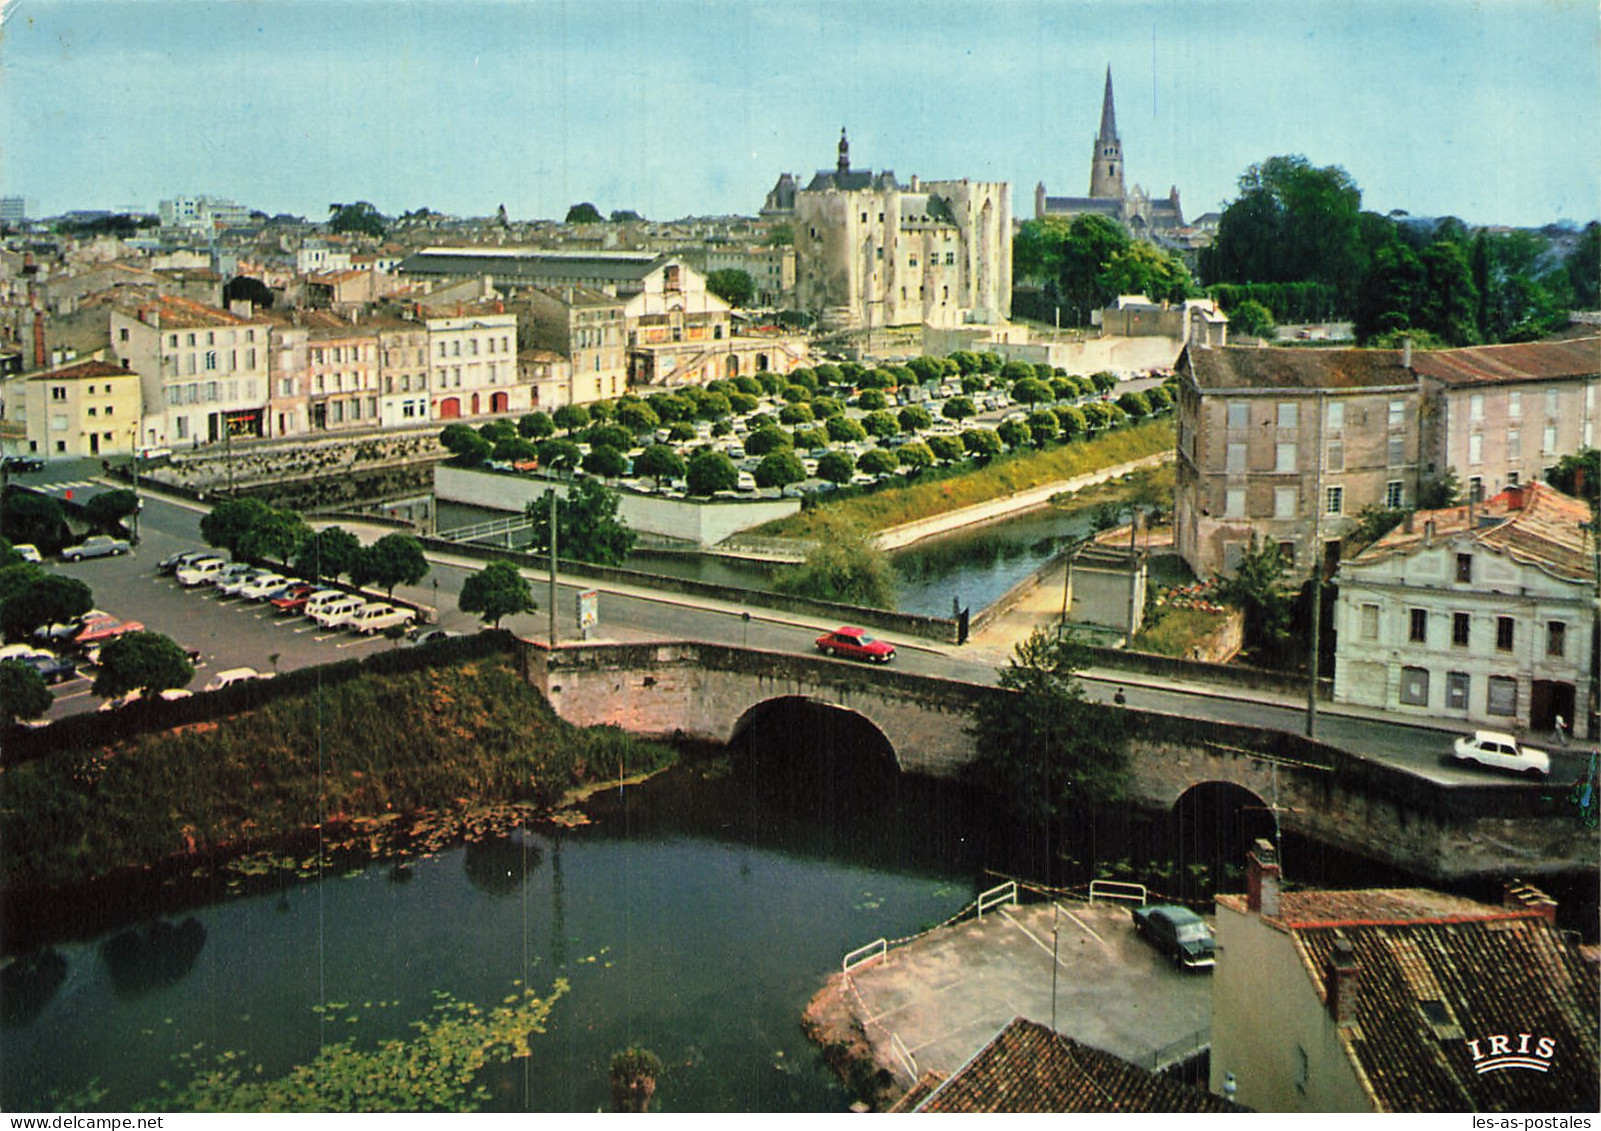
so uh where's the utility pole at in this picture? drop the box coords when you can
[547,488,558,648]
[1307,392,1325,738]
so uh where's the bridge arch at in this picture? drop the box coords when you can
[1169,781,1279,890]
[729,695,901,772]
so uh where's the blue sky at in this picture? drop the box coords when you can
[2,0,1597,227]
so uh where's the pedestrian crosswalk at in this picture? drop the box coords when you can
[30,479,100,495]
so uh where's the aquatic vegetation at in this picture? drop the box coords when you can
[144,980,568,1113]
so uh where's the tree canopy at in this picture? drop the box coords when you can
[459,559,536,628]
[353,533,429,596]
[774,519,896,609]
[705,268,756,307]
[565,203,603,224]
[328,201,387,239]
[92,631,195,699]
[294,526,362,582]
[0,660,51,723]
[527,479,636,566]
[685,450,738,496]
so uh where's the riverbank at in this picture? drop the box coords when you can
[0,654,676,924]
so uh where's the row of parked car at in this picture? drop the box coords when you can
[161,550,419,635]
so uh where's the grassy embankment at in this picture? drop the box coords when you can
[0,654,675,892]
[757,417,1174,539]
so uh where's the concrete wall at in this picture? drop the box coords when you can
[434,465,801,546]
[922,326,1181,377]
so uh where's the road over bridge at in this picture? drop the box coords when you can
[529,640,1595,882]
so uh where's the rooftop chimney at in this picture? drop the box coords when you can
[1326,934,1361,1027]
[1502,880,1558,924]
[1246,838,1281,917]
[1402,336,1412,368]
[1423,519,1435,546]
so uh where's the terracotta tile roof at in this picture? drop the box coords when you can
[1352,482,1595,583]
[909,1018,1239,1113]
[1411,338,1600,386]
[1181,345,1417,391]
[121,293,266,329]
[27,359,130,382]
[1293,919,1598,1112]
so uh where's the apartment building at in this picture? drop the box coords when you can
[511,286,627,406]
[425,303,520,420]
[110,295,272,448]
[1174,344,1421,578]
[5,355,141,459]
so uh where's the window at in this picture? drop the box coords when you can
[1224,488,1246,518]
[1487,676,1517,717]
[1294,1045,1309,1094]
[1470,393,1484,421]
[1543,424,1556,452]
[1507,428,1521,460]
[1453,612,1470,646]
[1388,400,1405,428]
[1446,671,1469,710]
[1547,621,1566,658]
[1327,401,1345,429]
[1275,442,1297,472]
[1469,433,1483,464]
[1546,388,1558,417]
[1327,441,1344,472]
[1386,480,1404,508]
[50,386,66,401]
[1469,475,1483,502]
[1508,391,1521,418]
[1400,666,1429,706]
[1325,485,1343,515]
[1507,470,1520,486]
[1409,608,1428,643]
[1227,402,1249,430]
[1226,442,1247,473]
[176,417,188,440]
[86,407,96,418]
[1277,402,1298,429]
[1361,604,1379,640]
[1496,616,1514,651]
[1388,436,1405,466]
[1274,487,1298,518]
[186,333,196,347]
[1456,553,1473,582]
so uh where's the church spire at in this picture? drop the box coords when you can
[1088,65,1125,200]
[837,126,851,176]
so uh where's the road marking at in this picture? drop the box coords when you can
[1059,907,1108,947]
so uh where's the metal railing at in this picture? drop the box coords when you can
[1088,880,1148,906]
[889,1033,919,1083]
[976,880,1018,919]
[1139,1026,1211,1071]
[842,938,888,974]
[436,515,534,545]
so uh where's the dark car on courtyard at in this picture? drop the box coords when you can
[1131,904,1216,970]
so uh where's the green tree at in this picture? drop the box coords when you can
[199,497,272,557]
[440,423,492,466]
[1055,405,1088,438]
[965,628,1132,821]
[92,631,195,699]
[0,574,92,638]
[294,526,362,582]
[1012,216,1074,285]
[615,401,660,435]
[962,429,1003,459]
[704,268,755,307]
[552,404,591,434]
[825,415,867,444]
[84,489,138,532]
[527,479,635,565]
[238,508,312,564]
[1566,222,1600,310]
[754,450,806,488]
[585,424,632,452]
[492,436,539,464]
[774,519,896,608]
[778,402,814,425]
[861,411,900,439]
[1116,391,1151,418]
[0,659,51,723]
[856,389,888,412]
[942,396,976,423]
[459,559,536,628]
[905,356,944,384]
[1057,214,1132,324]
[1026,410,1060,444]
[327,201,386,238]
[1099,241,1193,304]
[1228,299,1276,340]
[0,492,69,554]
[686,450,738,496]
[1549,448,1600,509]
[632,444,685,487]
[1218,537,1295,665]
[1350,504,1410,552]
[816,450,856,483]
[857,448,899,476]
[582,445,628,478]
[996,419,1032,450]
[565,202,603,224]
[811,395,845,419]
[537,439,583,472]
[926,435,965,463]
[518,412,555,440]
[744,426,792,457]
[897,441,934,472]
[353,533,429,597]
[1418,468,1462,509]
[898,405,933,432]
[1011,378,1051,406]
[1090,372,1118,394]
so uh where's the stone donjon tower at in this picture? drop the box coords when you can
[1088,66,1124,200]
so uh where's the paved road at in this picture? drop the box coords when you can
[22,485,1598,792]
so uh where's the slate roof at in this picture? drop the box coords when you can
[1351,481,1595,583]
[1181,344,1417,392]
[1218,889,1600,1113]
[27,359,129,382]
[904,1018,1239,1113]
[398,248,664,285]
[1042,196,1124,216]
[1410,338,1600,386]
[803,169,899,193]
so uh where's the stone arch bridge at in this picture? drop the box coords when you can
[526,641,1592,881]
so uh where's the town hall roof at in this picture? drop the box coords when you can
[1181,345,1417,392]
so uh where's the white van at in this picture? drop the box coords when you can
[347,603,418,635]
[312,596,366,629]
[176,557,226,587]
[302,590,350,619]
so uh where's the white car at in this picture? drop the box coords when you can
[204,666,272,692]
[176,558,227,587]
[12,543,41,563]
[236,573,291,601]
[346,603,417,635]
[312,596,367,629]
[1448,730,1551,779]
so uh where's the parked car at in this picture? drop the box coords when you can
[12,543,42,563]
[410,628,459,646]
[271,584,328,614]
[238,573,294,601]
[210,562,259,591]
[347,603,417,635]
[1447,730,1550,779]
[302,589,352,619]
[18,650,78,684]
[62,535,130,562]
[815,627,896,663]
[311,596,367,629]
[1,455,44,473]
[73,617,145,648]
[33,609,112,643]
[1131,905,1216,969]
[158,549,213,574]
[176,557,227,587]
[203,666,273,692]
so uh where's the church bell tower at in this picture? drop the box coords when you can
[1088,67,1125,200]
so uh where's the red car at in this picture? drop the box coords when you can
[815,627,896,663]
[270,584,325,613]
[73,618,145,647]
